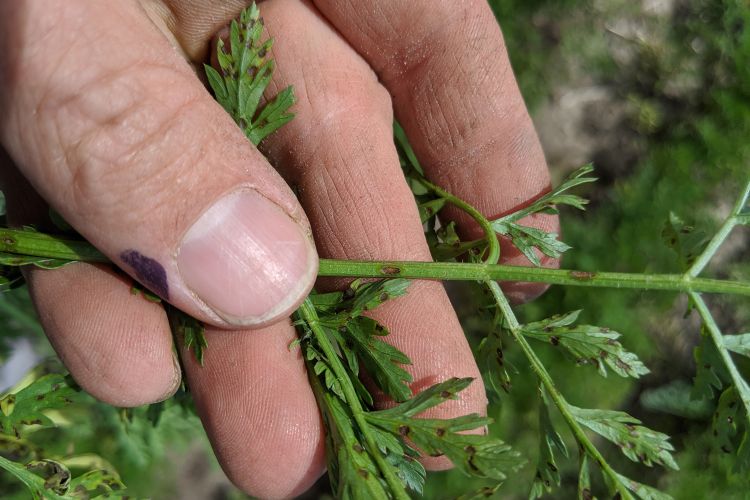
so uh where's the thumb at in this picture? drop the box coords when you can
[0,0,318,328]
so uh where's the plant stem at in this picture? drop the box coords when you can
[297,299,409,500]
[687,180,750,278]
[3,229,748,297]
[318,260,750,296]
[689,292,750,428]
[0,229,108,263]
[486,280,634,500]
[415,177,501,265]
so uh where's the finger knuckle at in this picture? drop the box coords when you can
[311,75,392,136]
[42,62,203,220]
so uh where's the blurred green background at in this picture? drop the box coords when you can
[1,0,749,498]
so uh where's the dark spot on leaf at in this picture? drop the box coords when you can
[35,395,45,401]
[581,488,593,500]
[353,444,364,453]
[430,451,444,457]
[721,445,732,454]
[380,265,401,275]
[613,493,622,500]
[464,445,476,456]
[482,487,494,496]
[727,416,734,424]
[729,401,737,409]
[436,428,446,437]
[120,250,169,299]
[379,293,389,302]
[550,336,560,346]
[440,390,452,398]
[547,461,557,472]
[357,469,369,478]
[2,237,15,246]
[467,456,479,472]
[399,425,410,436]
[570,271,596,281]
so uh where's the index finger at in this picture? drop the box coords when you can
[312,0,558,302]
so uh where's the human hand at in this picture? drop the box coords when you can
[0,0,557,497]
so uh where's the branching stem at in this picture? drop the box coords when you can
[487,280,634,500]
[3,229,749,297]
[318,259,750,296]
[414,177,501,265]
[684,179,750,426]
[297,299,409,500]
[690,292,750,428]
[687,180,750,277]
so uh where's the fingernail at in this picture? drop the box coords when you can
[177,190,317,326]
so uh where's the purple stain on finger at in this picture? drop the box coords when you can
[120,250,169,299]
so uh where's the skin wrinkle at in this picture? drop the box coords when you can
[327,135,392,257]
[35,53,201,220]
[65,100,205,228]
[305,171,350,257]
[313,164,371,258]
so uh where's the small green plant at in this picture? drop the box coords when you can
[1,3,749,498]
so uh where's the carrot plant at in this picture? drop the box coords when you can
[1,3,749,498]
